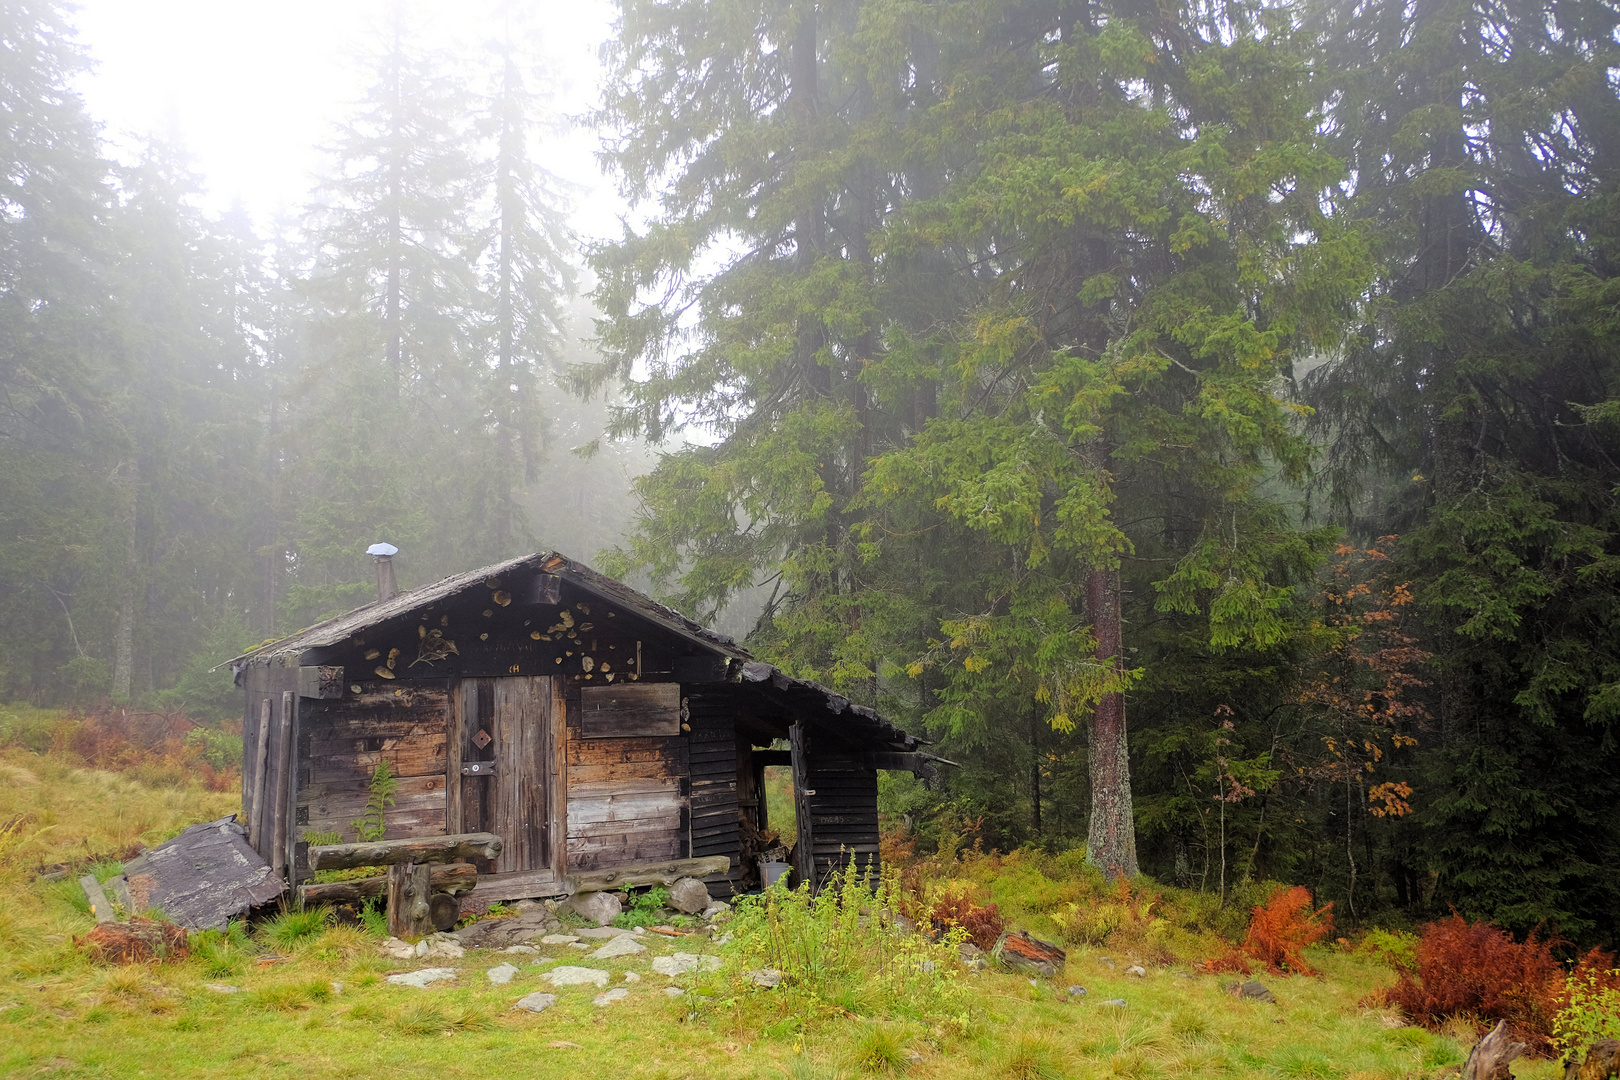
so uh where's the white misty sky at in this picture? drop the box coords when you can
[70,0,626,241]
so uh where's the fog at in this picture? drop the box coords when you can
[72,0,624,237]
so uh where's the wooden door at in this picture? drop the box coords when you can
[448,676,565,876]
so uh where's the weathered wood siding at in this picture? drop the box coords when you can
[802,739,881,891]
[579,682,680,738]
[241,660,299,873]
[564,680,687,871]
[686,692,742,898]
[294,685,451,875]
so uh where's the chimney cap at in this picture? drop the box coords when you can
[367,542,399,557]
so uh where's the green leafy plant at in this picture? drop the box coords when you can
[350,760,397,843]
[358,896,388,937]
[302,830,341,846]
[1554,963,1620,1063]
[722,856,965,1023]
[610,886,670,928]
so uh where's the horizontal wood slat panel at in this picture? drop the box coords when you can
[568,736,687,766]
[309,741,447,783]
[568,793,681,829]
[304,806,447,839]
[579,683,680,738]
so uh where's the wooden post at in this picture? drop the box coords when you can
[271,692,294,879]
[249,697,271,849]
[386,861,432,938]
[789,722,816,891]
[282,690,297,881]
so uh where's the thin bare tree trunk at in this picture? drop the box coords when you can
[112,456,138,700]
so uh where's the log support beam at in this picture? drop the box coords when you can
[308,832,502,871]
[386,862,433,939]
[565,856,730,896]
[297,863,477,906]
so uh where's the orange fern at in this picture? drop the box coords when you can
[1205,886,1334,976]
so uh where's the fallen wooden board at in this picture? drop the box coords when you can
[80,875,115,924]
[108,875,134,916]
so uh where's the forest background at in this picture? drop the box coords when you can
[1,0,1616,952]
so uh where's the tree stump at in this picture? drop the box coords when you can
[1462,1021,1527,1080]
[1567,1040,1620,1080]
[386,862,432,939]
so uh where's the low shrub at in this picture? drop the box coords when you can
[1555,958,1620,1063]
[1204,885,1333,976]
[611,885,671,929]
[3,703,242,792]
[1364,914,1620,1055]
[927,889,1005,951]
[722,858,967,1024]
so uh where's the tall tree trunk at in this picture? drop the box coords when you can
[112,456,138,700]
[1029,707,1042,834]
[1085,564,1138,878]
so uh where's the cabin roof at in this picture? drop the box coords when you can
[230,551,923,751]
[230,552,745,666]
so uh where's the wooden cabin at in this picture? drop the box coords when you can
[230,551,933,904]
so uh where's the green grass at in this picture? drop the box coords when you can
[0,743,1572,1080]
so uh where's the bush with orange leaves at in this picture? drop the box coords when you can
[927,889,1006,951]
[1366,914,1620,1056]
[1204,885,1334,976]
[44,703,241,792]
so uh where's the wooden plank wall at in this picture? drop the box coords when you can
[241,661,299,869]
[802,738,882,891]
[564,681,687,871]
[294,685,451,873]
[686,693,742,898]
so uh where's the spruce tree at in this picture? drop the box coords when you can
[291,2,485,616]
[470,8,576,555]
[1306,0,1620,941]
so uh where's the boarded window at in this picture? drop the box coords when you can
[578,682,681,739]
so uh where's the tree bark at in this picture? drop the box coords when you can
[112,456,138,700]
[386,861,433,939]
[1086,564,1138,879]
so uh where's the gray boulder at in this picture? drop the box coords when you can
[668,877,711,915]
[456,908,552,948]
[513,992,556,1013]
[1234,980,1278,1003]
[565,890,623,927]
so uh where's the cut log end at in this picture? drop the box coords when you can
[428,892,461,932]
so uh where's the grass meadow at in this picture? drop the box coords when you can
[0,727,1548,1080]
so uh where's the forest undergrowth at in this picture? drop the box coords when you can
[4,731,1604,1080]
